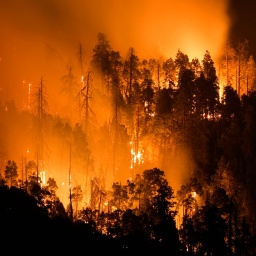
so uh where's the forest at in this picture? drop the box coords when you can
[0,32,256,255]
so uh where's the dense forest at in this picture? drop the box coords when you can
[1,33,256,255]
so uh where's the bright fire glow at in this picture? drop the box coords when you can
[40,171,46,185]
[22,81,32,111]
[130,141,144,170]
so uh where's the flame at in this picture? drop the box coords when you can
[130,141,144,174]
[22,81,32,111]
[40,171,46,185]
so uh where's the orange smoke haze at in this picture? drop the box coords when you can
[0,0,230,109]
[0,0,231,206]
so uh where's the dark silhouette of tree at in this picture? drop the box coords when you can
[72,184,83,220]
[0,173,6,186]
[173,67,195,148]
[201,50,220,116]
[199,205,228,255]
[240,93,256,218]
[107,50,127,181]
[175,49,190,72]
[139,168,177,240]
[120,209,152,253]
[120,168,179,254]
[60,65,79,123]
[4,160,18,187]
[155,87,173,116]
[32,76,49,182]
[220,116,243,177]
[79,71,94,135]
[221,86,241,122]
[78,207,97,228]
[183,52,221,178]
[90,177,101,210]
[141,84,154,120]
[147,87,174,170]
[0,186,50,252]
[122,47,141,104]
[43,177,67,219]
[26,172,43,203]
[162,57,177,88]
[111,182,129,211]
[91,32,112,93]
[24,160,37,189]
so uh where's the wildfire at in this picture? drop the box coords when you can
[22,80,32,111]
[130,141,144,172]
[40,170,46,185]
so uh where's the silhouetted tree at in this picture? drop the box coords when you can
[32,76,49,181]
[72,184,83,220]
[60,65,79,123]
[4,160,18,187]
[43,177,67,219]
[221,86,241,122]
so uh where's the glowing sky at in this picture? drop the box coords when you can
[0,0,232,111]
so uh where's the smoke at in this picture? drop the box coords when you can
[98,0,231,61]
[0,0,230,109]
[67,0,230,60]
